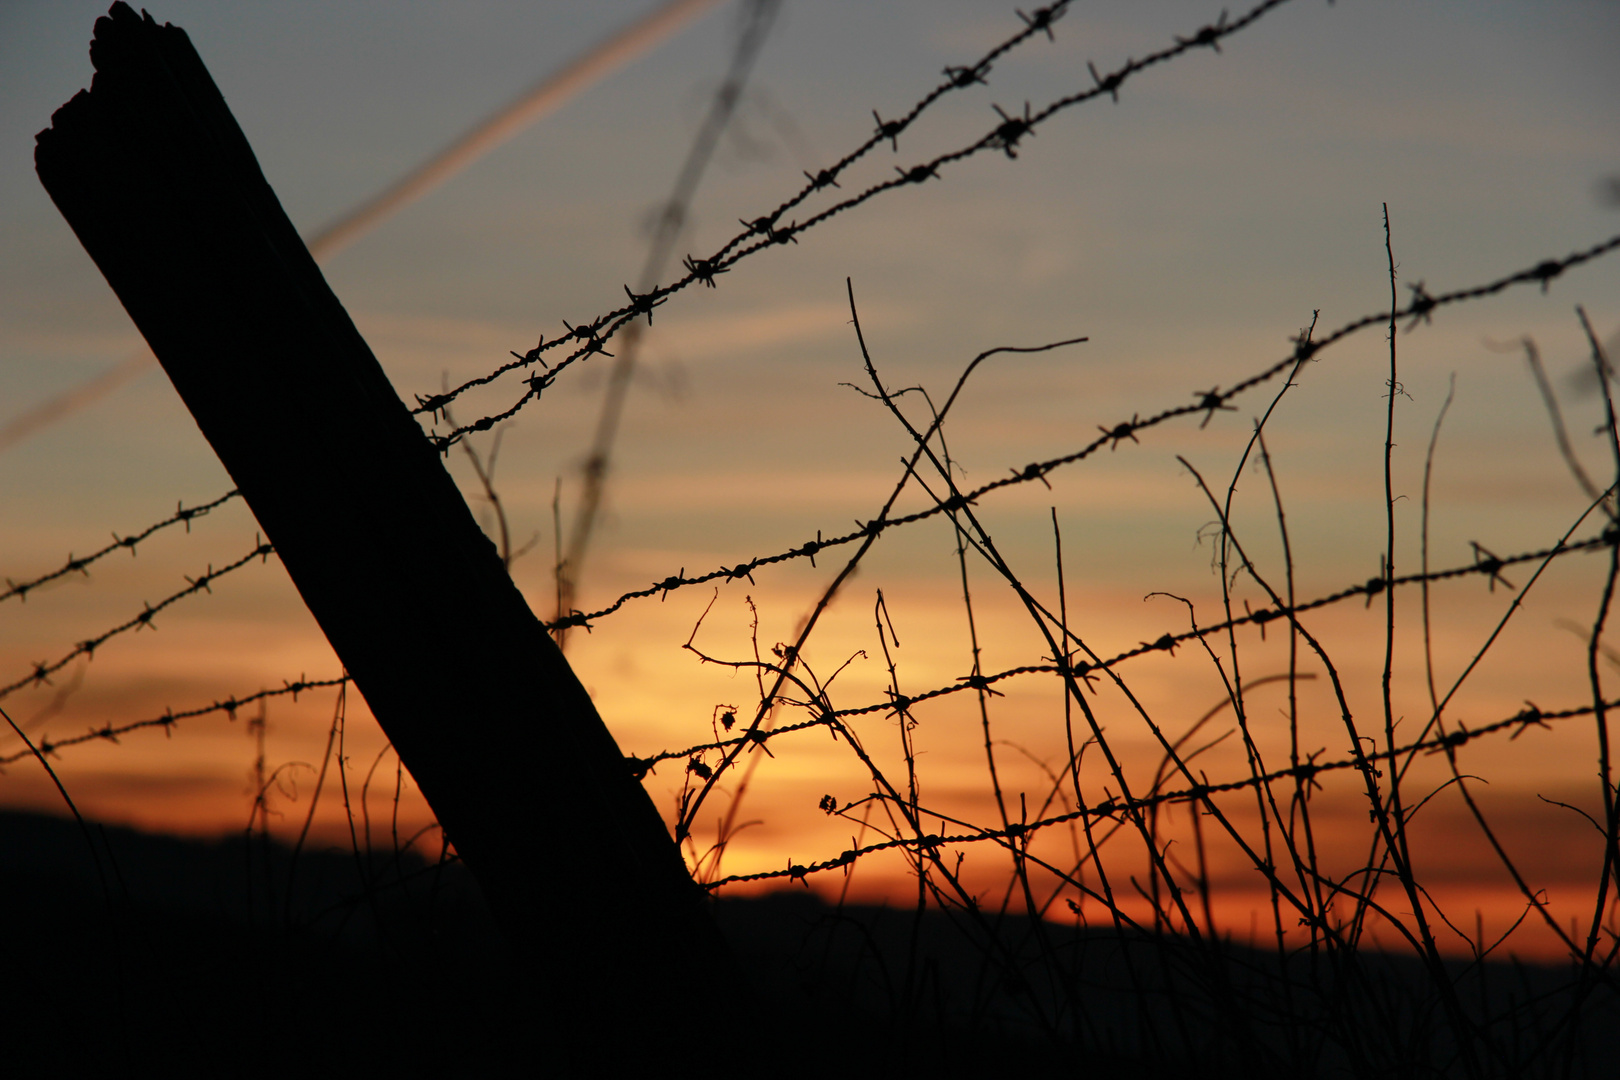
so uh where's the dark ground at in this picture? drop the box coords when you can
[2,809,1615,1078]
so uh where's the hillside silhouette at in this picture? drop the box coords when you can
[6,809,1618,1077]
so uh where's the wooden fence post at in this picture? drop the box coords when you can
[36,3,730,1054]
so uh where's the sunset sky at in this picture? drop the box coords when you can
[2,0,1618,958]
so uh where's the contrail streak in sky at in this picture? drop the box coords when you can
[0,0,725,454]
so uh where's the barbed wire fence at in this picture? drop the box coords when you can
[2,234,1611,733]
[5,1,1620,1073]
[0,0,1292,711]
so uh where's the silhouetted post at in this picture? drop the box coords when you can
[36,3,728,1055]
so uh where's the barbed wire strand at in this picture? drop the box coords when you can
[0,490,240,606]
[418,0,1296,444]
[703,695,1609,889]
[413,0,1082,424]
[0,538,276,703]
[0,674,347,768]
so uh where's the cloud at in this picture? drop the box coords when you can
[649,299,908,362]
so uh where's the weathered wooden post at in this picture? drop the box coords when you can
[36,3,729,1058]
